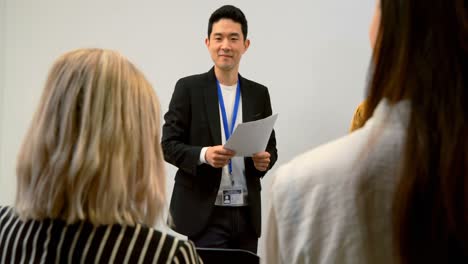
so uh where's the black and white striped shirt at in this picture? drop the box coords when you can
[0,206,202,263]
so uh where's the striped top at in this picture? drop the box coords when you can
[0,206,202,264]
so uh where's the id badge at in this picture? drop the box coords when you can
[222,189,244,205]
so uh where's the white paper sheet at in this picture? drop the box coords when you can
[224,114,278,157]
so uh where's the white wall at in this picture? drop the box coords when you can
[0,0,6,204]
[0,0,374,255]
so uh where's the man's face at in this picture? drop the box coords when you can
[206,19,250,73]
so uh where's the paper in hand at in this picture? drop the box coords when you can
[224,114,278,157]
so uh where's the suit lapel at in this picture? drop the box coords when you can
[204,68,222,145]
[240,75,255,122]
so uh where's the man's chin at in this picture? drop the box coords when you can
[216,64,235,71]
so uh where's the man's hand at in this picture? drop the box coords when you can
[205,145,235,168]
[252,151,271,171]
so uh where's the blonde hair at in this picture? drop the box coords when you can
[15,48,166,227]
[349,100,368,132]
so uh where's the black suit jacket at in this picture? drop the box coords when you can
[162,68,277,238]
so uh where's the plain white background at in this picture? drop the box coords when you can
[0,0,374,255]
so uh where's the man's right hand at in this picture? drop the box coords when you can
[205,145,235,168]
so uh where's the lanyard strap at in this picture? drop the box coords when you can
[217,79,241,175]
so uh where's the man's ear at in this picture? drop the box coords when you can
[244,39,251,51]
[205,37,210,48]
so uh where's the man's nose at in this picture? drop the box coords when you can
[220,39,231,50]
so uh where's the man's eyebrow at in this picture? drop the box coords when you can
[212,32,241,36]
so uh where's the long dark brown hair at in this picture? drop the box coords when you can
[363,0,467,262]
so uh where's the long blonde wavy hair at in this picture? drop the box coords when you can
[15,48,166,227]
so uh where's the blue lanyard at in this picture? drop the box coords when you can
[217,79,241,175]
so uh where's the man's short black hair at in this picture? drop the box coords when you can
[208,5,248,40]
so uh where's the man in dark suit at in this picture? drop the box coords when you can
[162,5,277,254]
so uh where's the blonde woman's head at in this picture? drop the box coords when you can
[15,48,166,227]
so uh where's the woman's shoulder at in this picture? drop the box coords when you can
[273,128,372,192]
[139,225,201,263]
[273,100,407,196]
[0,207,201,264]
[0,205,16,222]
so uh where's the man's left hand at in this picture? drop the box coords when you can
[252,151,271,172]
